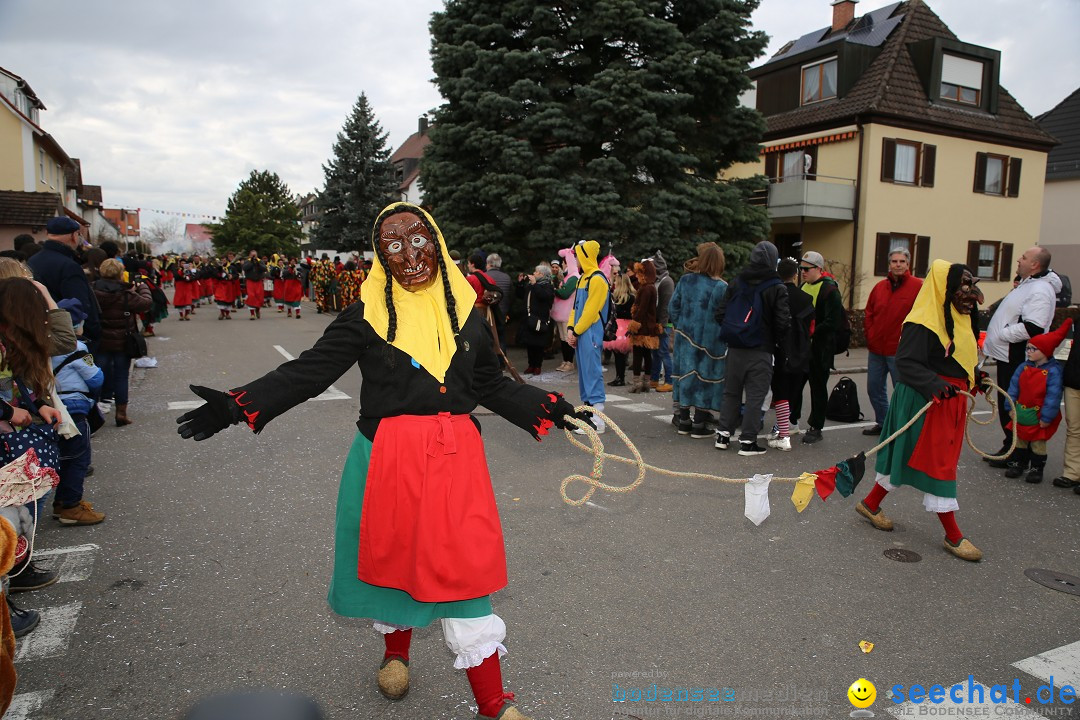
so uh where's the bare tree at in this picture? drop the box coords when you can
[144,218,182,252]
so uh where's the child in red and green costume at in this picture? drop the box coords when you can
[1003,318,1071,483]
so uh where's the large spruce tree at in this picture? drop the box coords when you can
[422,0,770,268]
[315,93,397,252]
[208,170,302,257]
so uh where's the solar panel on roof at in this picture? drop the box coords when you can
[847,14,904,47]
[782,27,830,57]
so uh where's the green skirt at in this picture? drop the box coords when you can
[874,382,958,498]
[327,432,493,626]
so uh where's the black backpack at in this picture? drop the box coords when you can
[472,271,504,307]
[720,277,781,349]
[825,376,863,423]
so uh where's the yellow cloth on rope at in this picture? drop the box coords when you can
[901,258,977,386]
[359,202,476,384]
[791,472,818,513]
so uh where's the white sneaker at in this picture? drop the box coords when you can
[767,436,792,451]
[98,401,114,414]
[788,423,802,436]
[574,424,605,435]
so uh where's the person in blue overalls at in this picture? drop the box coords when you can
[567,239,611,434]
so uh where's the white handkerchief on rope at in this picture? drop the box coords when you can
[744,473,772,526]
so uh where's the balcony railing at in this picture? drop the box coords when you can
[749,174,856,222]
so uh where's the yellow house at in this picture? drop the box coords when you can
[0,65,78,248]
[727,0,1056,307]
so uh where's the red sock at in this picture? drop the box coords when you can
[383,628,412,663]
[862,483,889,512]
[466,652,514,718]
[938,511,963,544]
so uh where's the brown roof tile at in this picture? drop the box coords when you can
[760,0,1055,149]
[390,130,431,163]
[0,191,64,227]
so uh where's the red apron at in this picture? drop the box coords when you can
[908,376,969,481]
[1006,365,1062,442]
[358,413,507,602]
[245,279,265,308]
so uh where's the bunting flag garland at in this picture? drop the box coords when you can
[140,208,225,221]
[743,474,772,526]
[790,473,817,513]
[834,453,867,498]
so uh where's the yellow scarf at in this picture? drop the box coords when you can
[359,203,476,383]
[902,259,977,386]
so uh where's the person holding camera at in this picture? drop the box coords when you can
[93,259,152,426]
[516,264,555,375]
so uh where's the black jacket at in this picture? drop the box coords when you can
[28,240,101,341]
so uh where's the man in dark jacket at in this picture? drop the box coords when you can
[796,251,844,444]
[28,217,101,348]
[714,241,790,456]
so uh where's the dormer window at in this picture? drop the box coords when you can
[801,58,837,105]
[940,53,983,107]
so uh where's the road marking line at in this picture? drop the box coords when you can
[168,400,203,410]
[33,543,99,557]
[35,547,97,584]
[273,345,350,401]
[887,678,1043,718]
[3,690,55,720]
[603,395,630,403]
[1013,640,1080,688]
[15,602,82,662]
[618,402,665,413]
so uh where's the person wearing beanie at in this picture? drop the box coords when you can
[1004,318,1072,484]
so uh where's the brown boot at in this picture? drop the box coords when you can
[115,404,132,427]
[628,374,642,393]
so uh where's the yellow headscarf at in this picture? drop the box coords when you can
[359,202,476,383]
[902,259,977,385]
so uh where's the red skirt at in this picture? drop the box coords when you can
[245,280,265,308]
[214,281,236,304]
[173,280,195,308]
[273,278,285,302]
[358,413,507,602]
[283,278,303,303]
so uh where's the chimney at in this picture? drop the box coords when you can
[831,0,858,32]
[419,116,429,135]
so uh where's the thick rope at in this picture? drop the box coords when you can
[559,380,1017,507]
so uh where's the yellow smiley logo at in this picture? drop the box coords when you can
[848,678,876,708]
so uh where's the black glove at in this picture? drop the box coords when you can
[934,383,958,400]
[551,396,595,431]
[176,385,241,441]
[976,370,992,395]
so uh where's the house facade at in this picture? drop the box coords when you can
[0,65,81,248]
[725,0,1056,307]
[390,117,431,205]
[1037,87,1080,288]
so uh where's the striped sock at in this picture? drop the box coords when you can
[774,401,790,438]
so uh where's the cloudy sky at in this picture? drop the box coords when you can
[1,0,1077,231]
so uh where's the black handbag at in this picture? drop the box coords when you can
[122,290,148,358]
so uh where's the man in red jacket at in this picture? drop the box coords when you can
[862,247,922,435]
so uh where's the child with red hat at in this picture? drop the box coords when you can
[1004,318,1072,483]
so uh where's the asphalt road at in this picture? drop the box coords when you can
[11,302,1080,720]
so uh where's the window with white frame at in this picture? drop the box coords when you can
[39,149,44,183]
[974,152,1021,197]
[801,58,837,105]
[881,138,936,187]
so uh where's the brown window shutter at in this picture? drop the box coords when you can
[921,145,936,187]
[765,153,779,181]
[973,153,987,193]
[1007,157,1022,197]
[881,138,896,182]
[967,241,980,272]
[915,236,930,277]
[874,233,891,276]
[998,243,1014,281]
